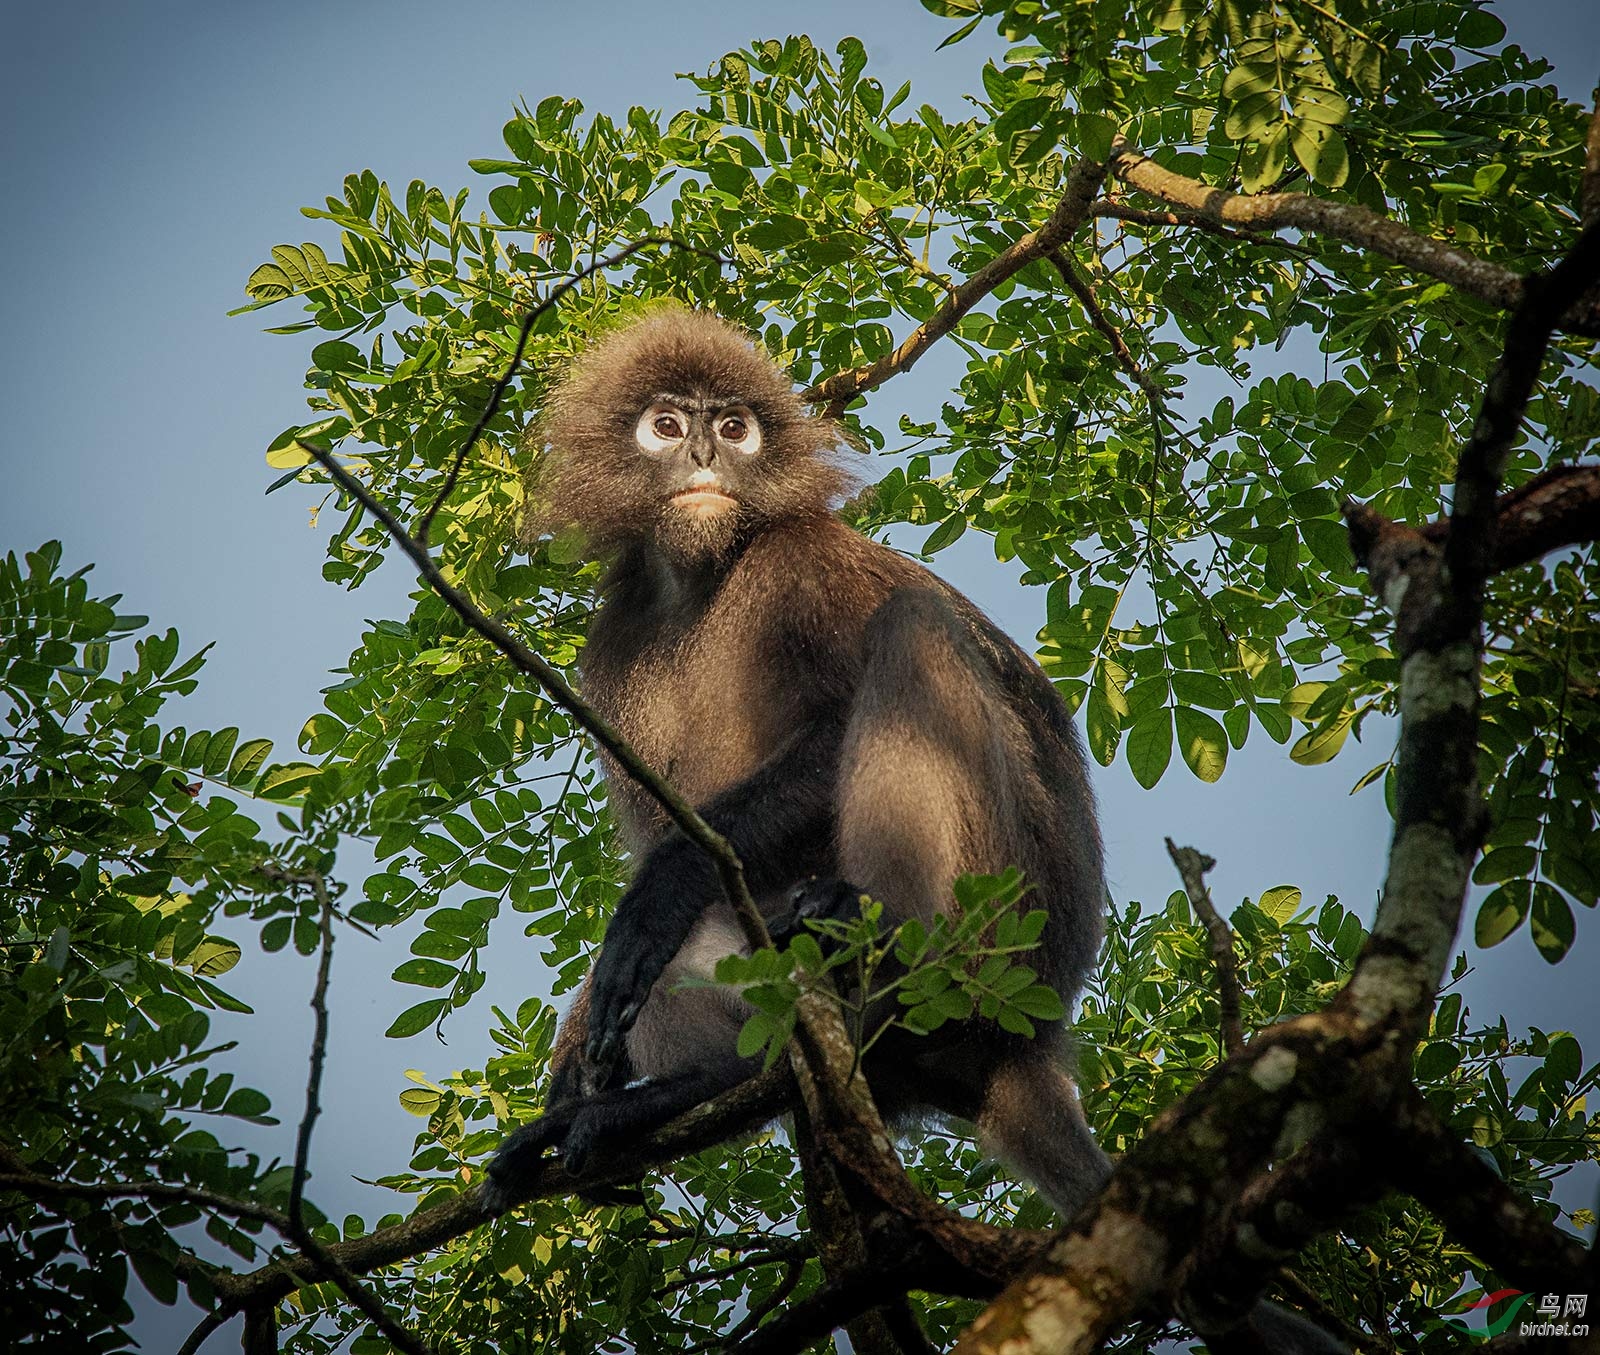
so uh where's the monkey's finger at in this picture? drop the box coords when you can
[584,995,645,1070]
[585,1028,619,1069]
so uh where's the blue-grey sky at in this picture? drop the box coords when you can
[3,3,1596,1350]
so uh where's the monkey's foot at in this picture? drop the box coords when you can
[772,876,872,951]
[481,1104,579,1213]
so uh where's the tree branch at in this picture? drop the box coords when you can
[802,158,1107,413]
[279,869,335,1235]
[1109,141,1600,336]
[176,1310,230,1355]
[1446,222,1600,603]
[1091,198,1314,255]
[1048,248,1166,404]
[1411,462,1600,572]
[1164,839,1245,1058]
[955,214,1600,1355]
[1387,1092,1588,1292]
[1339,220,1600,1046]
[215,1064,791,1312]
[792,1099,928,1355]
[1176,1132,1376,1338]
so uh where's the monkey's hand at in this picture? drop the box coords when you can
[583,843,713,1073]
[483,1095,643,1215]
[771,876,872,953]
[481,1102,582,1214]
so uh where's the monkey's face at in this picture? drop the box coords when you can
[533,309,851,569]
[633,396,763,564]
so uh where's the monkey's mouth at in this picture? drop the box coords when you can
[671,488,739,517]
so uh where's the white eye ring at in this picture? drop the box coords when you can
[636,403,687,454]
[715,406,761,455]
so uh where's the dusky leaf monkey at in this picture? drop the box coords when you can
[486,309,1345,1354]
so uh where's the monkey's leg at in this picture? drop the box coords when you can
[973,1056,1110,1218]
[488,909,779,1210]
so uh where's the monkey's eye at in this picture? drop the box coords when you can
[636,403,688,454]
[715,406,762,455]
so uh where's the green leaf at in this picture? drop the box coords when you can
[1416,1041,1462,1081]
[1476,881,1531,947]
[256,762,320,799]
[1257,885,1303,926]
[224,1088,272,1119]
[399,1086,442,1114]
[392,958,457,988]
[1529,883,1575,963]
[1126,709,1173,789]
[1240,126,1288,193]
[182,939,242,977]
[387,999,447,1038]
[1076,112,1116,161]
[261,917,292,953]
[1085,688,1121,767]
[1175,707,1228,782]
[1290,122,1349,188]
[922,514,967,555]
[1457,9,1507,46]
[1290,710,1352,765]
[1472,845,1536,885]
[227,738,273,784]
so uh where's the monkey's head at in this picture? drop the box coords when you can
[532,309,849,568]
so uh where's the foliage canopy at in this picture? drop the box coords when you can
[4,1,1598,1351]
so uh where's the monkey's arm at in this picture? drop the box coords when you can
[583,715,844,1071]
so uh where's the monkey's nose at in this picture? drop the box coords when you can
[688,436,717,468]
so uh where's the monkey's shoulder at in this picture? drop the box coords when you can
[724,516,926,632]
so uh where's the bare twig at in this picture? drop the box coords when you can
[175,1309,230,1355]
[1109,141,1600,336]
[802,158,1107,413]
[288,871,335,1234]
[1047,249,1164,403]
[413,235,732,549]
[1164,839,1245,1058]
